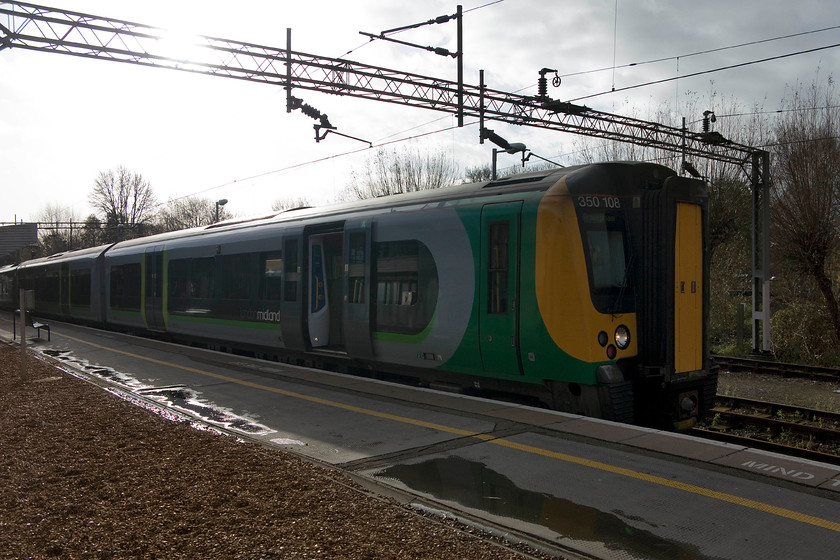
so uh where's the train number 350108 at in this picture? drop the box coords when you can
[576,196,621,209]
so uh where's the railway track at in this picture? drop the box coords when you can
[692,395,840,466]
[712,354,840,381]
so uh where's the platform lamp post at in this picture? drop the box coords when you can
[19,289,27,379]
[215,199,228,223]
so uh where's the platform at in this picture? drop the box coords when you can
[2,315,839,560]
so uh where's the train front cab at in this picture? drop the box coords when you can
[536,163,714,429]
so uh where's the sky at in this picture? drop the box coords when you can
[2,0,840,223]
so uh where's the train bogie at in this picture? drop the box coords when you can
[2,162,715,429]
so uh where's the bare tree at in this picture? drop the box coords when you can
[272,196,312,211]
[89,166,157,240]
[35,203,79,254]
[771,76,840,345]
[156,197,231,232]
[463,165,494,183]
[344,146,460,200]
[80,214,103,248]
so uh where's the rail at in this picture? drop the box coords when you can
[692,394,840,466]
[713,355,840,381]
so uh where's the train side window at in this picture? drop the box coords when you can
[220,254,251,300]
[41,267,60,305]
[168,259,189,298]
[110,263,141,311]
[167,258,190,313]
[191,258,215,299]
[70,269,91,308]
[260,252,283,301]
[373,240,437,335]
[487,222,509,314]
[284,239,299,302]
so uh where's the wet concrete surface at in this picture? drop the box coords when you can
[43,348,273,435]
[3,317,840,560]
[372,456,709,560]
[361,429,840,560]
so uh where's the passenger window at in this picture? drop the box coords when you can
[168,259,189,299]
[260,252,283,301]
[373,240,437,335]
[70,269,91,307]
[220,254,251,300]
[348,233,366,304]
[191,258,216,299]
[110,263,141,311]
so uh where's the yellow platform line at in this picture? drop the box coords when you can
[57,331,840,534]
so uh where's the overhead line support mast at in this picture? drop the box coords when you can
[0,1,771,353]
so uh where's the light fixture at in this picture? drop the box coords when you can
[215,198,228,223]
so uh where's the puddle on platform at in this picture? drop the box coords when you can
[140,387,274,435]
[39,348,274,436]
[41,349,147,390]
[374,456,713,560]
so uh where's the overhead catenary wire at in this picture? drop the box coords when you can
[561,23,840,81]
[170,91,840,206]
[162,121,477,206]
[569,41,840,103]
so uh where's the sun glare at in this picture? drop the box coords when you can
[154,30,215,70]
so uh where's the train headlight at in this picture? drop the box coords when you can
[614,325,631,350]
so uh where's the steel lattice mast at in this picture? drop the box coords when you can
[0,1,772,352]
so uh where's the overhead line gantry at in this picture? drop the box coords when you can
[0,1,772,352]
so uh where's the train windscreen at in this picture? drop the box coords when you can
[579,209,633,314]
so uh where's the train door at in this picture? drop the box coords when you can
[307,227,345,350]
[143,247,166,332]
[343,219,374,358]
[638,175,707,380]
[60,263,70,315]
[479,202,523,375]
[674,202,703,373]
[280,231,307,351]
[308,236,330,347]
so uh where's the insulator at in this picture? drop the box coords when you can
[702,110,716,133]
[538,76,548,100]
[300,103,322,120]
[537,68,557,101]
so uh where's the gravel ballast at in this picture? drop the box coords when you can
[0,344,539,560]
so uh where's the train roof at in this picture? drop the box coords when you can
[105,167,573,252]
[16,243,113,270]
[12,161,679,265]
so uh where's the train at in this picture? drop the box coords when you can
[0,161,717,429]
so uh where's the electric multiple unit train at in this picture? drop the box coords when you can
[0,162,716,429]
